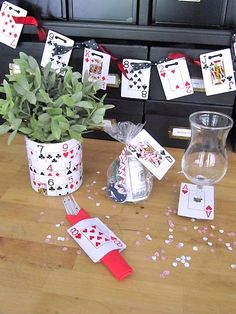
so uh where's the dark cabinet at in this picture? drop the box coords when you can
[0,0,67,20]
[68,0,138,24]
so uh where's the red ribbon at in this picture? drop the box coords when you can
[13,16,46,42]
[99,44,129,79]
[168,52,201,67]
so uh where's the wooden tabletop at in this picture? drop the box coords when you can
[0,134,236,314]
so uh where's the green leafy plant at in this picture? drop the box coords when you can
[0,52,114,144]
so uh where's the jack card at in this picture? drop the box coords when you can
[0,1,27,48]
[121,59,151,100]
[157,58,194,100]
[82,48,111,90]
[200,48,236,96]
[41,30,74,74]
[178,182,214,220]
[67,218,126,263]
[127,129,175,180]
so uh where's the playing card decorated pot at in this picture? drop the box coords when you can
[25,137,83,196]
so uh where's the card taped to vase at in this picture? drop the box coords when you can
[125,155,151,202]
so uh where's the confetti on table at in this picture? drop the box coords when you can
[62,247,68,252]
[146,234,152,241]
[176,242,184,248]
[55,223,60,228]
[96,202,101,207]
[231,264,236,269]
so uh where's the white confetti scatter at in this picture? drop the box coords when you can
[191,218,196,222]
[88,196,94,200]
[176,257,181,262]
[227,246,233,251]
[93,181,96,184]
[186,256,191,261]
[169,228,173,233]
[62,247,68,251]
[96,203,101,207]
[101,186,107,190]
[184,262,190,268]
[76,250,81,255]
[152,256,157,261]
[57,237,65,241]
[96,171,100,174]
[145,234,152,241]
[210,225,215,229]
[169,234,174,239]
[207,242,213,247]
[194,226,199,230]
[172,262,178,267]
[55,224,60,228]
[219,229,224,234]
[193,246,198,251]
[105,215,110,219]
[231,264,236,269]
[225,243,231,247]
[46,234,52,239]
[203,237,208,241]
[176,242,184,248]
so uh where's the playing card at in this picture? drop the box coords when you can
[82,48,111,90]
[67,217,126,263]
[157,58,194,100]
[0,1,27,48]
[121,59,151,100]
[200,48,236,96]
[127,129,175,180]
[178,182,214,220]
[41,30,74,74]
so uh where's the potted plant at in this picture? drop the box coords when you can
[0,52,114,196]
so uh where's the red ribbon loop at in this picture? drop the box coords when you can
[13,16,46,42]
[99,44,128,79]
[168,52,201,67]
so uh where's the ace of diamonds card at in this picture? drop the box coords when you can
[200,48,236,96]
[0,1,27,48]
[157,58,194,100]
[178,183,214,220]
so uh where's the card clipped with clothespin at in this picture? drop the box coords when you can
[41,30,74,74]
[0,1,27,48]
[127,129,175,180]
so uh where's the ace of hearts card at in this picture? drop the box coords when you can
[82,48,111,90]
[121,59,151,100]
[0,1,27,48]
[178,183,214,220]
[200,48,236,96]
[157,58,194,100]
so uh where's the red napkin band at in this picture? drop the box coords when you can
[13,16,46,41]
[66,209,133,280]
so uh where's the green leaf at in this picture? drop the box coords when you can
[28,55,38,71]
[38,89,52,103]
[70,124,87,133]
[16,75,29,90]
[25,91,36,104]
[62,95,74,107]
[18,127,32,134]
[51,118,61,140]
[46,108,63,116]
[76,101,94,109]
[11,118,22,130]
[13,83,26,96]
[38,113,51,123]
[71,91,83,103]
[68,129,83,141]
[7,129,17,145]
[3,80,12,99]
[66,107,75,117]
[0,123,11,135]
[91,108,105,124]
[34,67,41,88]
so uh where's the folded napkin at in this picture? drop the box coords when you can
[67,209,133,280]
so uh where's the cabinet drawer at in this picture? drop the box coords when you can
[144,100,233,148]
[0,0,67,20]
[68,0,138,24]
[152,0,227,27]
[149,46,236,107]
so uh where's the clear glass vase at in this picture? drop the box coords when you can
[181,111,233,202]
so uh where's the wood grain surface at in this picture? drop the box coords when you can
[0,134,235,314]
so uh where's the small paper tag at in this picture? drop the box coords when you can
[127,129,175,180]
[67,217,126,262]
[82,48,111,90]
[0,1,27,48]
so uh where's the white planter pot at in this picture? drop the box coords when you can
[25,137,83,196]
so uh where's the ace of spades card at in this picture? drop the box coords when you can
[0,1,27,48]
[41,30,74,74]
[157,58,194,100]
[82,48,111,90]
[121,59,151,100]
[67,218,126,263]
[200,48,236,96]
[178,183,214,220]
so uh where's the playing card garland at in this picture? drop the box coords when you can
[0,52,114,196]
